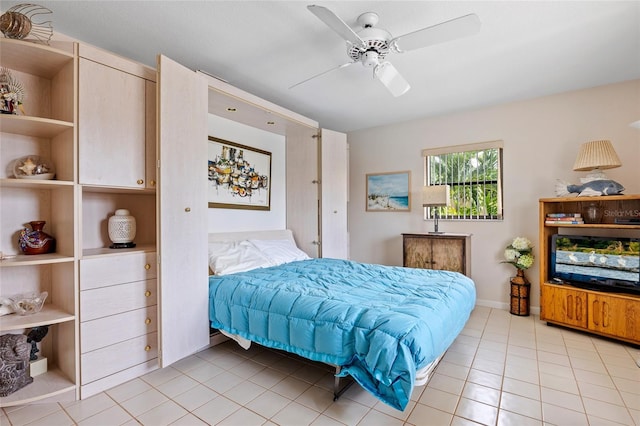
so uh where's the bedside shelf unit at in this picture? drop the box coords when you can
[402,233,471,276]
[0,38,79,407]
[539,194,640,345]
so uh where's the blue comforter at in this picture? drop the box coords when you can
[209,258,476,410]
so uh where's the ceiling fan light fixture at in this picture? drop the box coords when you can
[375,62,410,97]
[362,50,379,68]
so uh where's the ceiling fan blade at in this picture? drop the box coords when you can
[307,5,366,49]
[374,62,410,97]
[391,13,481,52]
[289,62,355,90]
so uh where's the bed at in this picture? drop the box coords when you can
[208,230,476,410]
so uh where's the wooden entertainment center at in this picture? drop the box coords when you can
[539,194,640,345]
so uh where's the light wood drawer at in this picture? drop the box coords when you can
[81,279,157,321]
[81,252,156,290]
[81,306,157,353]
[81,332,158,385]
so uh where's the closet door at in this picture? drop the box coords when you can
[319,129,348,259]
[286,126,320,257]
[157,55,209,367]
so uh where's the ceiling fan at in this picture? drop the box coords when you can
[290,5,481,97]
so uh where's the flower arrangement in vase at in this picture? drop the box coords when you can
[502,236,535,271]
[501,236,535,316]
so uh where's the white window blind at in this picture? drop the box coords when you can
[423,140,503,220]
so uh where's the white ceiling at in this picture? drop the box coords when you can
[5,1,639,133]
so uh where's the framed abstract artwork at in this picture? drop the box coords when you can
[208,136,271,210]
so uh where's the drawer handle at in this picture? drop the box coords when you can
[185,207,191,212]
[150,180,156,186]
[145,345,151,352]
[137,179,144,185]
[144,264,151,270]
[145,290,152,297]
[145,318,151,325]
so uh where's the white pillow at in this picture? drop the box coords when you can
[208,240,273,275]
[248,239,311,266]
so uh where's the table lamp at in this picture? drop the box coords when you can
[572,140,621,181]
[423,185,450,234]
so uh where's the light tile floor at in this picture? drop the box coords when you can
[2,307,639,426]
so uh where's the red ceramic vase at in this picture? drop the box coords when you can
[19,221,56,255]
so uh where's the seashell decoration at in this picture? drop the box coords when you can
[0,3,52,45]
[0,67,25,114]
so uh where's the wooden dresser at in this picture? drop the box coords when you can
[402,233,471,276]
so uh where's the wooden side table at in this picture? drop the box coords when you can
[402,233,471,276]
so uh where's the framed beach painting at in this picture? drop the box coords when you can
[208,136,272,210]
[366,171,411,212]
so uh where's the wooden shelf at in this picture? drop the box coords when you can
[543,281,640,299]
[0,38,74,78]
[0,115,74,138]
[82,244,156,259]
[0,253,75,267]
[543,223,640,229]
[0,178,74,189]
[81,184,156,194]
[0,305,75,332]
[0,368,75,407]
[539,194,640,203]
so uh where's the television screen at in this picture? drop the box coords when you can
[550,235,640,294]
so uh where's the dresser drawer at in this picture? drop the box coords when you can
[81,306,157,353]
[81,332,158,385]
[80,252,157,290]
[81,279,157,321]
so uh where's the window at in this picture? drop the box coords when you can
[423,140,503,220]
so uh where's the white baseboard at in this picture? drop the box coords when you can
[475,299,540,316]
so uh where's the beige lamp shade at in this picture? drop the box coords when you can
[422,185,450,206]
[572,140,621,171]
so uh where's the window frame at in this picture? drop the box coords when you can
[422,140,504,221]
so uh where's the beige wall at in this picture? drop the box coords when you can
[347,79,640,312]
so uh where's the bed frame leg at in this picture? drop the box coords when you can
[333,366,354,401]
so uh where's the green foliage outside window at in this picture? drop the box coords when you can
[427,148,503,219]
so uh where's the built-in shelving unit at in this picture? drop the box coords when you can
[76,44,159,398]
[0,38,78,407]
